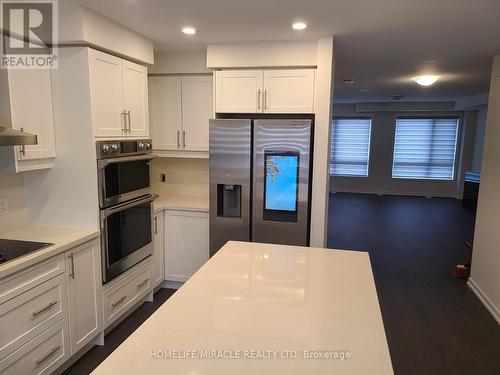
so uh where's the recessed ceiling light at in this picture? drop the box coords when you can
[182,27,196,35]
[292,22,307,30]
[414,75,440,86]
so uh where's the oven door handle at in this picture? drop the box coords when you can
[101,194,159,220]
[98,154,157,169]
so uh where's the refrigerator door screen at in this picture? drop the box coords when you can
[264,151,299,222]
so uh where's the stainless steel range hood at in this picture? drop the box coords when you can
[0,124,37,146]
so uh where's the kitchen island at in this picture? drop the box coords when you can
[91,241,393,375]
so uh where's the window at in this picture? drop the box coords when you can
[330,118,372,176]
[392,118,459,180]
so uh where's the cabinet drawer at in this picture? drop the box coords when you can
[103,262,151,328]
[0,254,65,305]
[0,317,70,375]
[0,274,67,360]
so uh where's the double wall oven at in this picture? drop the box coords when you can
[97,139,157,283]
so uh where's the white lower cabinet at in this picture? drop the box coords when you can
[164,210,209,282]
[152,213,165,288]
[0,318,70,375]
[66,240,103,355]
[102,259,152,329]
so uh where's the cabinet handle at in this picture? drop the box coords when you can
[111,295,127,309]
[68,253,75,279]
[263,89,267,111]
[153,216,158,234]
[35,346,61,367]
[177,130,180,149]
[137,278,149,288]
[32,300,58,318]
[182,130,186,149]
[257,89,261,110]
[127,110,131,132]
[19,127,26,157]
[121,111,126,133]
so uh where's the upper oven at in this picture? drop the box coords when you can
[97,140,156,208]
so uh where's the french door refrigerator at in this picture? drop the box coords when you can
[209,118,313,256]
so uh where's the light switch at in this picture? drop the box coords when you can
[0,197,8,216]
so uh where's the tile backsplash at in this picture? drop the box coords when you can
[0,172,27,233]
[151,157,209,199]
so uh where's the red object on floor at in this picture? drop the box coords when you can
[453,264,471,278]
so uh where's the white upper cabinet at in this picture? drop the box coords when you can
[263,69,315,113]
[89,50,124,137]
[149,76,182,150]
[215,69,315,114]
[149,74,212,152]
[0,68,56,172]
[89,49,149,138]
[122,60,149,137]
[181,75,213,151]
[215,70,263,113]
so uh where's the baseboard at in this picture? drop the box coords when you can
[161,280,184,289]
[467,278,500,325]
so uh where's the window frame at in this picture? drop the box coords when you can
[330,116,373,178]
[391,115,461,182]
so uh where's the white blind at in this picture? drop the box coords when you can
[392,118,459,180]
[330,118,372,176]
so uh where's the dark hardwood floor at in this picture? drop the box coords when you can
[328,192,500,375]
[65,192,500,375]
[62,288,176,375]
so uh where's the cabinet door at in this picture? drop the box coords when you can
[181,75,213,151]
[122,60,149,138]
[149,76,182,150]
[152,212,164,288]
[165,210,209,282]
[215,70,263,113]
[7,69,56,161]
[89,49,124,137]
[66,240,103,355]
[263,69,315,113]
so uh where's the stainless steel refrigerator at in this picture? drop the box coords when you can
[209,118,313,256]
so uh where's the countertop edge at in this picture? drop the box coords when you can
[0,229,100,280]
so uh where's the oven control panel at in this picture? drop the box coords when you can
[96,139,152,159]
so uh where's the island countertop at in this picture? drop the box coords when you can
[91,241,394,375]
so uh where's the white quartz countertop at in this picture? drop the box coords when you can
[91,241,394,375]
[154,195,209,213]
[0,225,100,279]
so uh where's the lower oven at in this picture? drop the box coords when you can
[100,194,158,283]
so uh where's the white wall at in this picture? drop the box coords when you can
[330,104,467,198]
[469,55,500,324]
[59,2,154,64]
[149,51,212,75]
[207,40,318,68]
[0,172,27,233]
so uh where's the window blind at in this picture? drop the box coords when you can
[330,118,372,176]
[392,118,459,180]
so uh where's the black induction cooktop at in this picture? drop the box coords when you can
[0,239,54,265]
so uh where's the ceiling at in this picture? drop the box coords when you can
[72,0,500,103]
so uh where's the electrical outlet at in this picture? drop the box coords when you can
[159,173,166,183]
[0,197,8,216]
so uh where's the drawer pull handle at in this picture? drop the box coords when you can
[32,301,58,318]
[111,295,127,309]
[137,279,149,288]
[35,346,61,366]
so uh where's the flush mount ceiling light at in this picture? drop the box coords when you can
[292,22,307,30]
[182,27,196,35]
[414,75,440,87]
